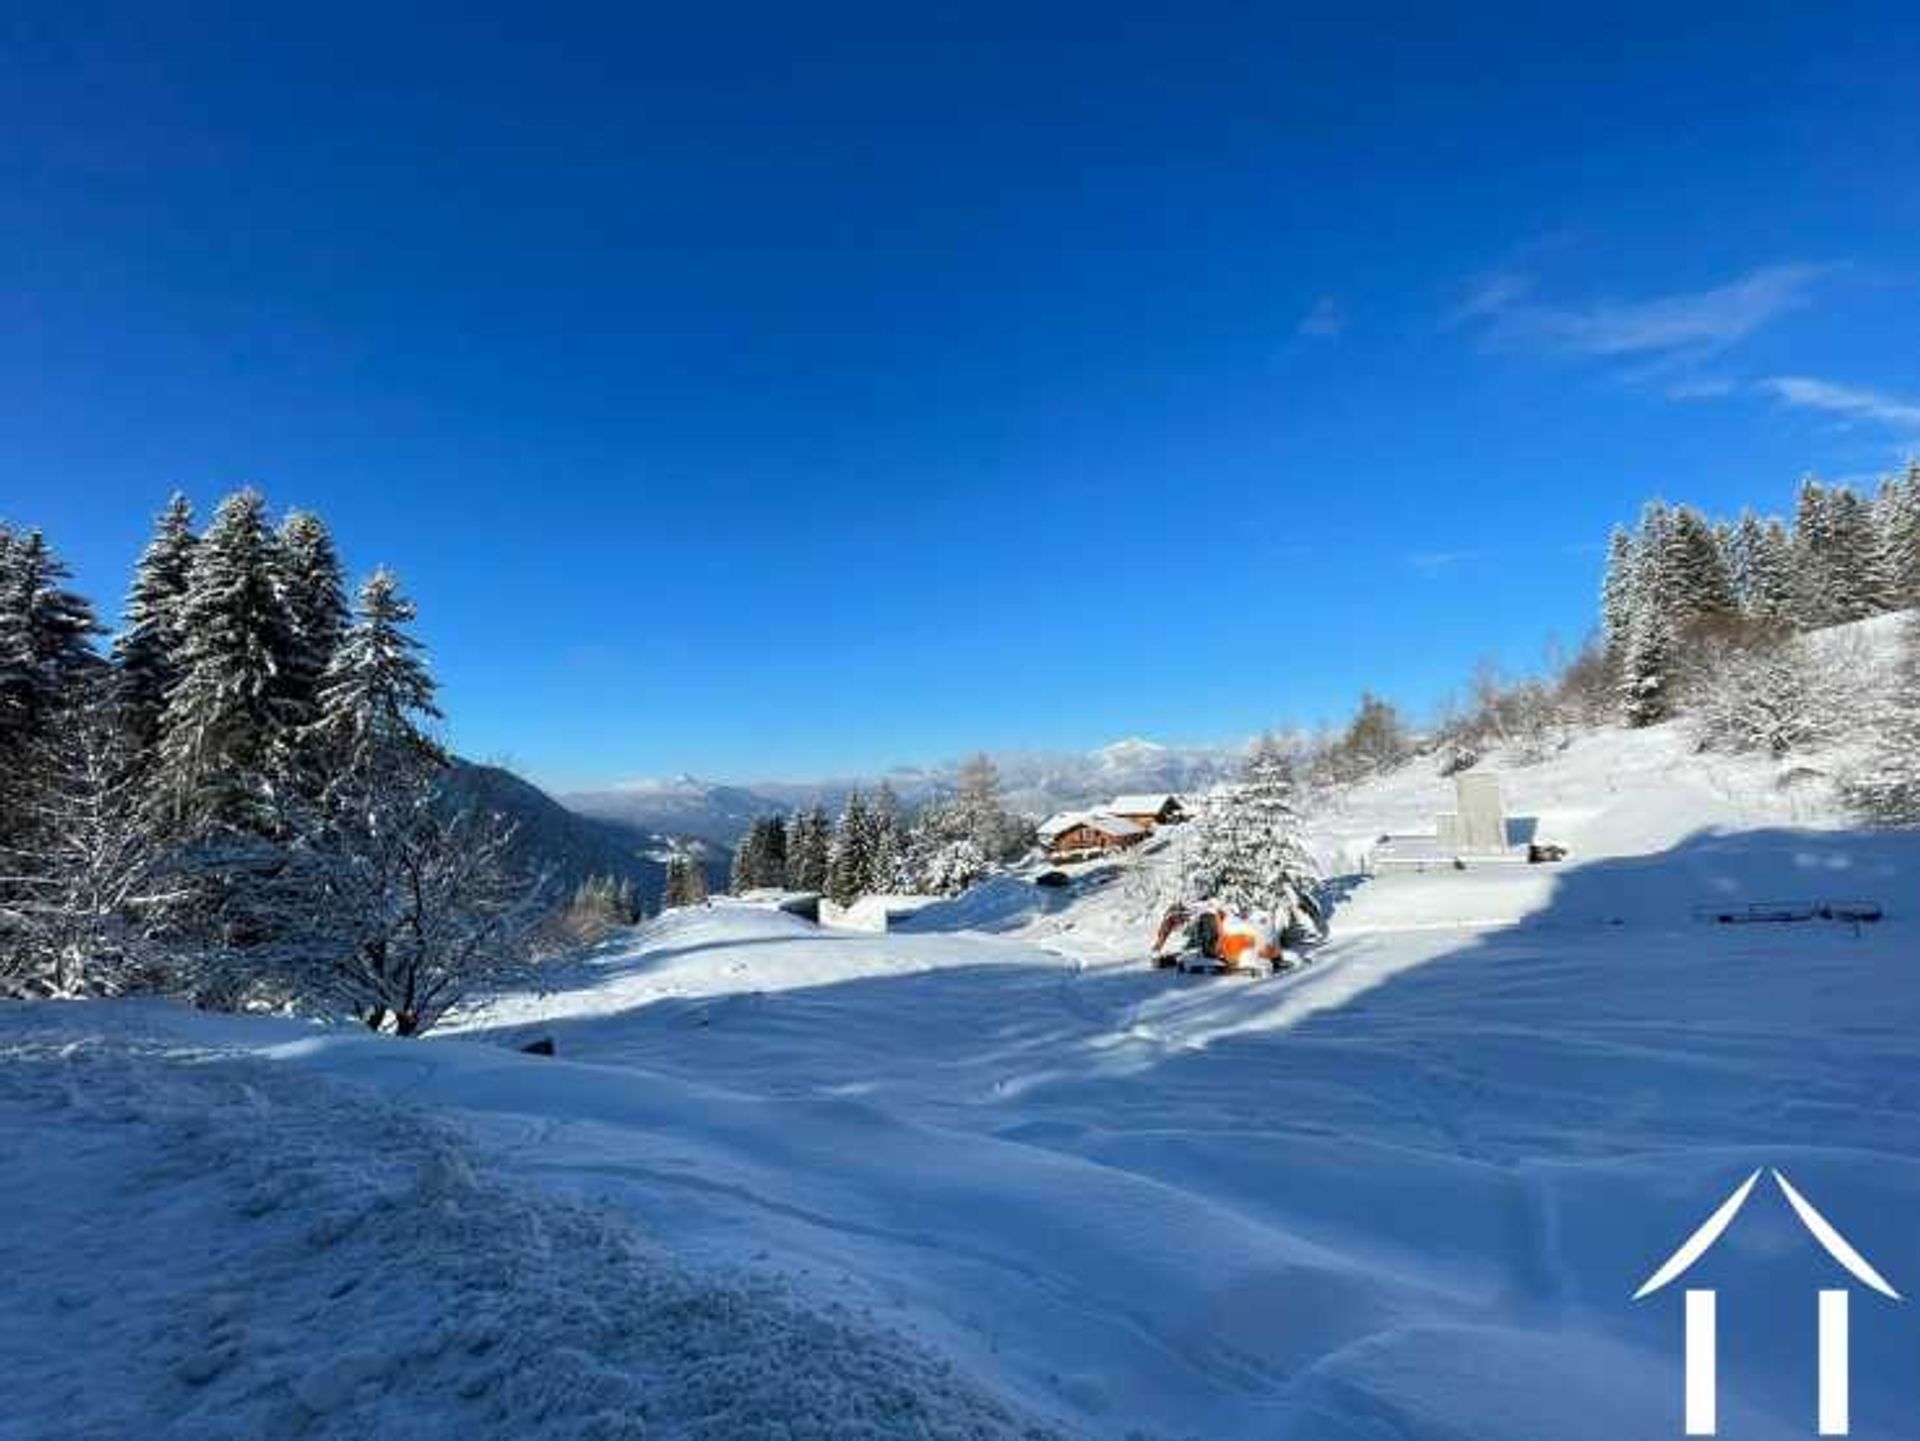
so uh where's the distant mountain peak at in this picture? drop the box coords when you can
[1094,737,1167,762]
[562,737,1243,846]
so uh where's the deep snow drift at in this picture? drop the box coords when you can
[7,716,1920,1439]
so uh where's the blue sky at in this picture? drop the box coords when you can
[5,4,1919,789]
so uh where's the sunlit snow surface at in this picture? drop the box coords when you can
[7,712,1920,1438]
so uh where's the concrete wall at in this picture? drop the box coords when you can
[1455,773,1506,852]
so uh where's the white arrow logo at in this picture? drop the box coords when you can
[1636,1169,1899,1436]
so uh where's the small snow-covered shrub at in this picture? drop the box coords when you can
[1840,614,1920,824]
[1691,630,1867,758]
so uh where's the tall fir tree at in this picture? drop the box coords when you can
[1792,476,1840,627]
[152,489,303,834]
[0,527,104,730]
[1746,518,1797,626]
[1631,500,1675,615]
[1824,486,1886,620]
[275,511,350,733]
[731,816,775,893]
[865,782,902,892]
[1878,460,1920,610]
[1619,605,1675,727]
[309,568,446,792]
[0,523,15,749]
[1600,526,1638,657]
[0,528,105,847]
[1725,510,1763,612]
[827,789,873,903]
[1661,505,1738,629]
[112,493,199,754]
[760,812,789,888]
[785,805,831,892]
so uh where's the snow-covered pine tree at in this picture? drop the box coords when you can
[1841,611,1920,824]
[1725,510,1763,613]
[827,789,873,903]
[152,489,303,834]
[759,812,788,889]
[0,527,105,739]
[1188,734,1320,927]
[1661,505,1738,630]
[1824,485,1886,620]
[0,523,15,756]
[1747,517,1797,626]
[274,511,350,741]
[1631,499,1674,618]
[1600,526,1638,657]
[900,797,989,896]
[785,805,831,892]
[1874,461,1920,612]
[865,782,903,891]
[0,538,124,993]
[730,817,776,893]
[0,524,25,788]
[729,821,757,893]
[1792,476,1840,627]
[1619,605,1675,726]
[661,846,709,908]
[308,568,445,792]
[112,493,198,755]
[1874,469,1910,608]
[0,527,106,858]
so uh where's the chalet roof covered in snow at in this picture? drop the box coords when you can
[1037,811,1082,841]
[1040,811,1146,842]
[1110,793,1181,816]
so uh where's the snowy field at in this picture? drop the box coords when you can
[7,717,1920,1438]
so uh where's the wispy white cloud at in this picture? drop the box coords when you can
[1454,262,1832,365]
[1296,295,1345,339]
[1759,375,1920,431]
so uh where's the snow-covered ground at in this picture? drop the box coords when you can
[7,714,1920,1438]
[0,1010,1071,1440]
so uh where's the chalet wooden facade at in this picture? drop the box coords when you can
[1038,792,1190,861]
[1109,794,1189,830]
[1039,812,1148,859]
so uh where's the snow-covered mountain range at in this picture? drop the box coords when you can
[561,738,1246,844]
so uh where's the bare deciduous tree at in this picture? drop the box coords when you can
[279,780,544,1036]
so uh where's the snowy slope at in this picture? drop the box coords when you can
[0,1008,1071,1441]
[9,706,1920,1439]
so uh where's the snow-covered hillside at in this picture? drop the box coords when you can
[8,713,1920,1439]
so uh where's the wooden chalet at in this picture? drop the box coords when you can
[1038,811,1149,860]
[1109,793,1189,830]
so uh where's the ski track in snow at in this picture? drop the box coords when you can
[9,715,1920,1439]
